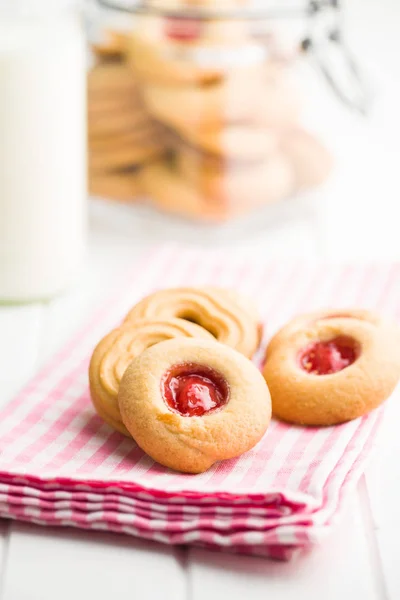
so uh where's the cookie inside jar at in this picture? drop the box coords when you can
[89,0,333,223]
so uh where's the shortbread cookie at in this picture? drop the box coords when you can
[177,147,295,209]
[91,31,129,59]
[89,124,163,153]
[139,158,228,221]
[87,94,144,118]
[140,154,295,220]
[89,318,214,435]
[88,110,153,139]
[89,169,142,202]
[280,129,333,189]
[88,62,139,97]
[128,33,264,85]
[263,310,400,426]
[124,286,261,357]
[118,338,271,473]
[265,309,385,360]
[170,125,278,161]
[140,65,270,130]
[89,139,165,172]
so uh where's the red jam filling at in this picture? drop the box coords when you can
[164,17,203,42]
[162,363,229,417]
[299,337,358,375]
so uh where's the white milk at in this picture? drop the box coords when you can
[0,4,87,302]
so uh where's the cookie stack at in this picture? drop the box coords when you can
[89,277,400,475]
[126,0,333,220]
[89,286,269,473]
[88,1,333,220]
[88,40,166,202]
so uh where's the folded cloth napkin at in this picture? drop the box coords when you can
[0,244,398,560]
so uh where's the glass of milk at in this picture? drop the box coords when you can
[0,0,87,302]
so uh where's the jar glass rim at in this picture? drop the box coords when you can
[0,0,80,17]
[96,0,312,21]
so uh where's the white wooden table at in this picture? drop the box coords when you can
[1,1,400,597]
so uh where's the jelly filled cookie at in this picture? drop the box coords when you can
[124,286,261,357]
[263,310,400,426]
[265,309,385,360]
[118,338,271,473]
[89,318,213,435]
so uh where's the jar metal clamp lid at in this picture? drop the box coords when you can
[95,0,369,115]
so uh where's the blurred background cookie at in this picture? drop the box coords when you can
[139,157,224,221]
[139,65,272,131]
[88,59,167,198]
[89,169,142,203]
[91,30,129,60]
[87,2,333,220]
[176,145,295,211]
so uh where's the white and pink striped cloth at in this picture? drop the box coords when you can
[0,245,398,560]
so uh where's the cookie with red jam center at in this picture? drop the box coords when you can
[118,338,271,473]
[299,336,358,375]
[263,310,400,426]
[162,363,229,416]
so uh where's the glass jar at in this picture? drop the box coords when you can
[87,0,366,229]
[0,0,87,302]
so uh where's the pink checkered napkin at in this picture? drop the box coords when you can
[0,244,397,558]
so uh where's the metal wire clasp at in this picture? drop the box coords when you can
[301,0,370,115]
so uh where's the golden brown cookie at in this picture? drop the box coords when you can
[88,62,139,97]
[89,124,162,153]
[118,338,272,473]
[89,318,214,435]
[88,109,153,139]
[127,4,254,85]
[177,146,295,209]
[89,169,142,203]
[265,309,385,361]
[129,35,264,82]
[89,139,165,172]
[128,33,224,86]
[124,286,261,358]
[280,129,333,189]
[140,64,270,130]
[87,94,145,120]
[171,125,278,161]
[140,153,295,221]
[263,310,400,426]
[255,75,301,128]
[91,31,129,59]
[139,158,228,221]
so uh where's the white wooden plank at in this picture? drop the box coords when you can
[188,496,378,600]
[2,523,186,600]
[364,389,400,530]
[374,530,400,600]
[363,389,400,600]
[0,520,10,592]
[0,305,44,402]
